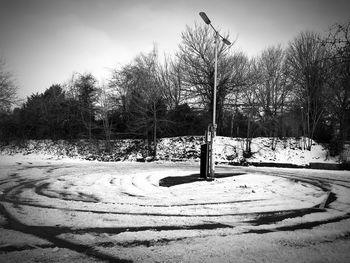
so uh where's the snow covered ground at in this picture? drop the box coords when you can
[0,153,349,262]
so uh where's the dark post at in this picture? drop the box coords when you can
[200,143,208,179]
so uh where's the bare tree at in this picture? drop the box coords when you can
[238,58,261,156]
[112,48,167,157]
[157,55,186,110]
[253,45,291,149]
[286,31,329,150]
[177,23,244,133]
[65,72,98,141]
[96,83,118,151]
[0,58,18,113]
[323,21,350,154]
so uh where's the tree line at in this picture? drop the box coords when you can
[0,21,349,156]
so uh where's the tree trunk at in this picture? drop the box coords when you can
[153,101,157,157]
[103,114,112,152]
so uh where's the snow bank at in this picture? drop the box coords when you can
[215,137,338,166]
[158,136,338,166]
[0,136,339,166]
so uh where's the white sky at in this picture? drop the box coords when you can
[0,0,349,99]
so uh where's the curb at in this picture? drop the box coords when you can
[226,162,350,171]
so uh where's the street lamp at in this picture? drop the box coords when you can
[199,12,231,178]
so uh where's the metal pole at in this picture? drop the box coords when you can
[210,31,218,178]
[199,12,231,180]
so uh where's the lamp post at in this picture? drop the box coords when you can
[199,12,231,178]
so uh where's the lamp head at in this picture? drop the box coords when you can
[199,12,211,25]
[222,38,231,45]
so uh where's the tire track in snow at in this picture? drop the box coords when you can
[0,163,349,260]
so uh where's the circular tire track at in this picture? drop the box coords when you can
[0,162,350,262]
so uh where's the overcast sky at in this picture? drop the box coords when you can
[0,0,349,99]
